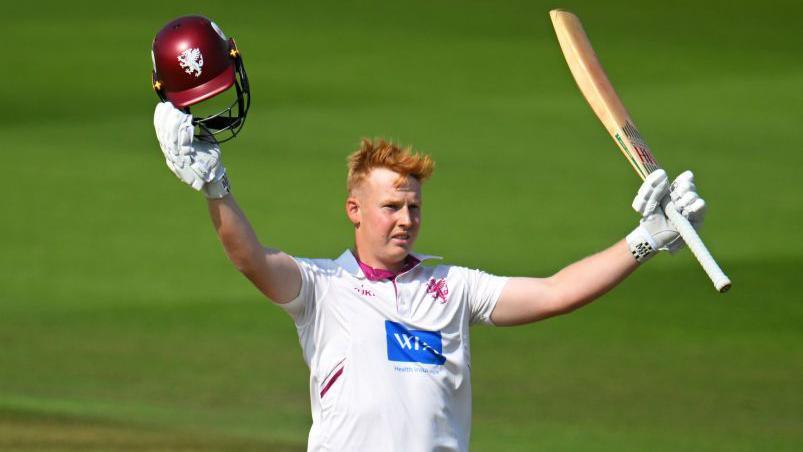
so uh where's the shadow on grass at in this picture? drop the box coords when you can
[0,408,305,452]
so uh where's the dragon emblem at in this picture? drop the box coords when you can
[426,278,449,304]
[177,48,204,77]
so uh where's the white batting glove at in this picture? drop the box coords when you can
[153,102,230,199]
[626,169,707,262]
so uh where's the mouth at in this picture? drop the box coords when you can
[390,232,411,244]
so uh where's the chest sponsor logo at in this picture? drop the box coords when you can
[385,321,445,365]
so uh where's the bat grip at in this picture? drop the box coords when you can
[663,200,732,292]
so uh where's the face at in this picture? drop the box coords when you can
[347,167,422,270]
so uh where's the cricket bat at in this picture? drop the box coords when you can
[549,9,731,292]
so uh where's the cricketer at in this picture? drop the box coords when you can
[151,16,707,452]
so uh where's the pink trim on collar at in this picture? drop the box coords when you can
[356,254,420,281]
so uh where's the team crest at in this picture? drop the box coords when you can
[426,278,449,304]
[177,48,204,77]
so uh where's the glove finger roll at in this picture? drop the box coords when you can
[670,180,696,202]
[645,176,668,215]
[671,170,695,187]
[684,198,707,221]
[632,169,668,215]
[670,170,695,196]
[675,191,699,211]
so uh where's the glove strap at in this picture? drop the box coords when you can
[626,224,658,263]
[203,174,231,199]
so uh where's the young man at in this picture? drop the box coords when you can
[153,102,705,451]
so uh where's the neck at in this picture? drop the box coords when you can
[352,250,420,282]
[352,248,405,273]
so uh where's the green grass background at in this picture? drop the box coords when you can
[2,0,801,450]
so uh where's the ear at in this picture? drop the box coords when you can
[346,196,360,227]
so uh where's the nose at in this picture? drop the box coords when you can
[397,205,412,228]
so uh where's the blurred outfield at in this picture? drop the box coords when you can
[2,0,801,450]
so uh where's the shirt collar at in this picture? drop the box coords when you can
[335,249,442,280]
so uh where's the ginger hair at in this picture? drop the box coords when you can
[347,138,435,193]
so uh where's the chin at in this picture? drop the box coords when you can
[388,249,408,262]
[385,245,411,262]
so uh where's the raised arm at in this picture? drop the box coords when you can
[154,102,301,304]
[491,169,707,326]
[207,196,300,303]
[491,241,635,325]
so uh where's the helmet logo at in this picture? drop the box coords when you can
[177,48,204,77]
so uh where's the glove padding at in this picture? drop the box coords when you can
[626,169,707,262]
[153,102,229,198]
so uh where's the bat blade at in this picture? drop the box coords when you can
[549,9,731,293]
[550,9,660,180]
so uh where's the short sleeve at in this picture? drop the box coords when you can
[464,268,509,326]
[278,257,321,326]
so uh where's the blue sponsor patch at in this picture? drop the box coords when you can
[385,321,446,365]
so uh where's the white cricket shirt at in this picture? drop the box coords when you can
[281,250,508,452]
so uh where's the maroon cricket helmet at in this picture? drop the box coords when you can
[151,15,251,142]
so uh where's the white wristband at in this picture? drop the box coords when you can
[202,174,231,199]
[626,224,658,263]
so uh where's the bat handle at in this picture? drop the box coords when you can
[663,201,732,293]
